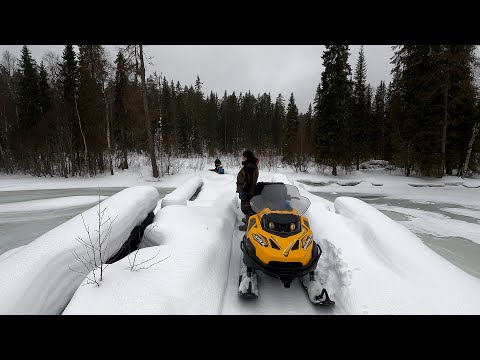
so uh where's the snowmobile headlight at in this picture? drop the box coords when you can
[289,223,296,231]
[302,234,313,250]
[253,233,268,247]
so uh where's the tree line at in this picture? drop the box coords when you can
[0,45,478,178]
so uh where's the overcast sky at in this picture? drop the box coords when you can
[0,45,394,113]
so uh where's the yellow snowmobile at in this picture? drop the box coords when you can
[239,182,334,305]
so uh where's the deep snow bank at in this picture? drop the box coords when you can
[158,175,203,210]
[0,245,26,262]
[63,198,237,314]
[0,186,159,314]
[327,196,480,314]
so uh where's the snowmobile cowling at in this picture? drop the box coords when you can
[239,183,335,305]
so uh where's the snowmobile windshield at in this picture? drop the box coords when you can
[250,183,311,215]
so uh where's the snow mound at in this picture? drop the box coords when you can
[337,181,362,186]
[462,184,480,188]
[298,180,335,187]
[408,183,445,187]
[331,196,480,314]
[160,175,203,209]
[444,181,463,186]
[64,199,237,314]
[0,186,159,314]
[0,196,108,213]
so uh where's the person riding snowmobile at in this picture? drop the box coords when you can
[214,158,224,174]
[236,150,259,230]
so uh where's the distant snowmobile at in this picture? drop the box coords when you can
[210,158,225,174]
[238,182,334,306]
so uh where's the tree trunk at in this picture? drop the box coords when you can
[461,122,479,178]
[74,95,88,172]
[103,85,114,176]
[134,46,139,88]
[122,149,128,170]
[332,162,337,176]
[0,141,12,174]
[139,45,159,178]
[446,164,453,175]
[440,46,450,177]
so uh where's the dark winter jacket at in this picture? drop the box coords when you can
[236,157,259,200]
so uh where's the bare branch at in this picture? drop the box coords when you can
[68,265,90,277]
[129,255,171,271]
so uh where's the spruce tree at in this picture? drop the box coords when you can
[282,93,299,165]
[273,94,285,150]
[17,45,40,139]
[113,51,129,169]
[78,45,107,175]
[372,81,387,159]
[38,62,51,116]
[352,45,367,170]
[314,45,353,175]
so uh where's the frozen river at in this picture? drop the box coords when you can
[0,187,174,256]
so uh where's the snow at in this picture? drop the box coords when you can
[62,170,480,314]
[159,175,203,209]
[441,208,480,221]
[2,161,480,314]
[337,181,362,186]
[294,172,480,209]
[374,204,480,245]
[238,265,259,297]
[408,183,445,187]
[0,164,198,192]
[0,196,108,213]
[463,184,480,188]
[299,274,324,303]
[444,181,464,186]
[0,245,26,262]
[330,197,480,313]
[0,186,159,314]
[64,192,237,314]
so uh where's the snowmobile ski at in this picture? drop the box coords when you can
[300,272,335,306]
[238,264,258,299]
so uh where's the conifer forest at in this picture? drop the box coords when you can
[0,45,478,178]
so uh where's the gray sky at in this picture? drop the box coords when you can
[0,45,394,113]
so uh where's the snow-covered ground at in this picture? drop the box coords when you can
[62,169,480,314]
[0,165,200,192]
[0,186,159,314]
[0,196,107,213]
[1,160,480,314]
[374,204,480,245]
[293,171,480,210]
[441,208,480,221]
